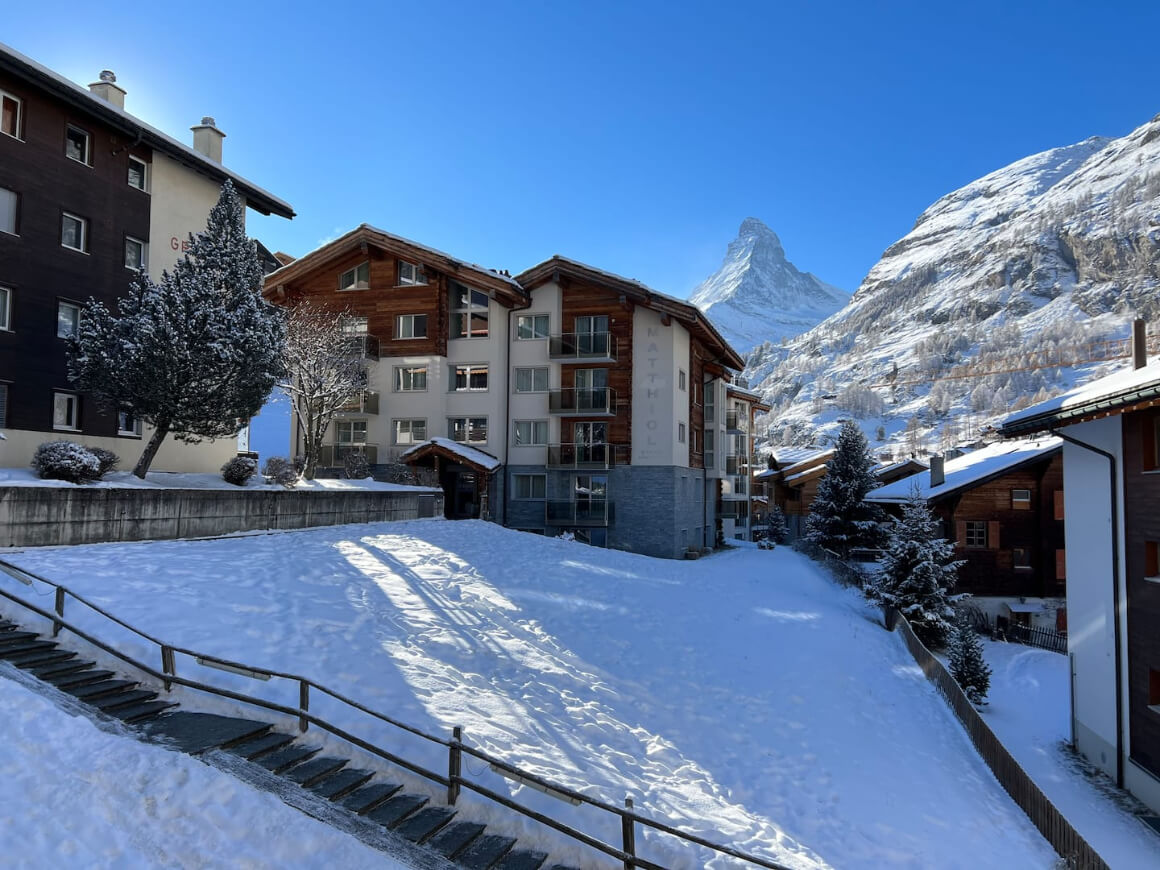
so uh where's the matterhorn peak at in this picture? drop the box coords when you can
[689,219,847,354]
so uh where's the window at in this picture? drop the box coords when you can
[397,260,426,286]
[1011,488,1031,510]
[0,187,17,235]
[1,90,21,138]
[117,410,142,437]
[1013,547,1031,570]
[53,391,80,430]
[678,423,686,443]
[1150,670,1160,711]
[0,383,6,427]
[514,367,548,393]
[513,474,547,499]
[127,156,148,192]
[514,420,548,446]
[679,369,686,391]
[393,419,427,445]
[61,212,88,252]
[124,237,147,271]
[57,301,80,339]
[335,420,368,444]
[395,314,427,339]
[339,261,370,291]
[394,366,427,392]
[516,314,549,340]
[448,417,487,443]
[1147,541,1160,581]
[65,125,91,165]
[705,429,715,468]
[0,285,9,331]
[574,315,609,354]
[705,381,715,422]
[450,282,489,339]
[451,364,488,392]
[965,520,987,548]
[1145,415,1160,472]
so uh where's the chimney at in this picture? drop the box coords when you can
[88,70,126,109]
[191,116,225,163]
[1133,318,1147,370]
[930,455,945,488]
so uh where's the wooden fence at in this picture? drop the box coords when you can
[886,607,1108,869]
[965,610,1069,655]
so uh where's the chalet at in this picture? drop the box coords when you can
[1000,328,1160,816]
[873,457,929,487]
[753,447,833,539]
[865,438,1065,628]
[0,43,294,472]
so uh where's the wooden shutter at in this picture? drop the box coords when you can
[1056,549,1067,580]
[988,521,1000,550]
[955,520,967,547]
[1053,490,1065,521]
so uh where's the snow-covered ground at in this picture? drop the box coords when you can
[0,663,413,869]
[979,639,1160,868]
[0,467,437,492]
[2,522,1059,868]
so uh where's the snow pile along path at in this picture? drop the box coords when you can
[5,522,1057,869]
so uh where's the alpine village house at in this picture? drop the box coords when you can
[0,42,294,472]
[261,229,768,559]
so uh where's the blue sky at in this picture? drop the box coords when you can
[5,1,1158,295]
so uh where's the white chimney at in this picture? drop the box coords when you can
[930,455,945,488]
[191,116,225,163]
[88,70,126,109]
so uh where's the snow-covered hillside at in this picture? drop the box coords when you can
[690,218,848,353]
[750,113,1160,453]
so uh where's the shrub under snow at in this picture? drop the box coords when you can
[89,447,120,476]
[342,449,371,480]
[31,441,102,484]
[262,456,297,488]
[221,456,258,487]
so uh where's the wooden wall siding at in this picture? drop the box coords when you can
[559,277,634,451]
[936,454,1064,598]
[688,339,707,469]
[1123,408,1160,780]
[0,72,152,436]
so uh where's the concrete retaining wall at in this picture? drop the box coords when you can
[0,487,444,548]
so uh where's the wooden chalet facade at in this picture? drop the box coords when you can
[753,447,834,539]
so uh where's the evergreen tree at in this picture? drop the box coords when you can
[803,420,884,557]
[870,490,964,647]
[69,181,284,477]
[768,505,789,544]
[948,611,991,704]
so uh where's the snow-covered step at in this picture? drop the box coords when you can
[223,730,297,761]
[89,689,160,711]
[306,767,375,801]
[63,679,140,700]
[490,849,550,870]
[456,833,517,869]
[427,821,485,858]
[338,781,404,814]
[365,793,429,828]
[139,713,272,755]
[254,743,322,774]
[392,805,456,843]
[283,756,348,787]
[41,667,116,688]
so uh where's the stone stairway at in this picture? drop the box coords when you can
[0,617,578,870]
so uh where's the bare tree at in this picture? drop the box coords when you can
[280,301,369,480]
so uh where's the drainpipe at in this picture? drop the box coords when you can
[1051,427,1124,789]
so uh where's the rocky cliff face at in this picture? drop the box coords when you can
[690,218,848,354]
[748,113,1160,454]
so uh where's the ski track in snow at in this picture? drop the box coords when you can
[4,521,1060,869]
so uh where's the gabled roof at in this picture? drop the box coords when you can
[515,255,744,369]
[1001,358,1160,436]
[0,42,293,219]
[262,224,526,305]
[784,464,829,487]
[399,438,502,473]
[770,447,831,471]
[726,383,771,411]
[865,437,1062,504]
[874,458,929,481]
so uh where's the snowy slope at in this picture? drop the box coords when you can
[690,218,848,354]
[3,521,1056,869]
[751,112,1160,454]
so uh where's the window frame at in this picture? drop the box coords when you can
[117,409,143,438]
[127,155,149,192]
[56,300,81,340]
[678,422,686,443]
[124,236,147,272]
[1013,546,1032,571]
[0,186,18,236]
[65,124,92,166]
[394,313,428,340]
[1011,488,1032,510]
[450,281,489,339]
[0,90,22,140]
[392,418,427,446]
[516,313,550,340]
[52,390,81,431]
[61,211,88,253]
[335,419,369,445]
[513,473,547,500]
[448,416,488,444]
[514,366,549,393]
[451,364,489,393]
[679,369,687,391]
[513,419,548,447]
[0,285,10,331]
[393,365,428,392]
[1146,541,1160,582]
[964,520,988,549]
[397,260,427,286]
[338,261,370,291]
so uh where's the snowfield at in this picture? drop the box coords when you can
[2,521,1059,869]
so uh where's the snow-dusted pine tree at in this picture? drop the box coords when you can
[948,612,991,705]
[803,420,884,557]
[870,490,964,647]
[69,181,284,478]
[767,505,789,544]
[280,300,370,480]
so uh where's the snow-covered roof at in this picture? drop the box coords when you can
[0,42,293,219]
[1004,601,1047,614]
[784,464,828,486]
[399,437,502,472]
[874,458,929,479]
[726,383,767,405]
[1001,357,1160,435]
[771,446,830,470]
[866,437,1062,504]
[754,468,779,480]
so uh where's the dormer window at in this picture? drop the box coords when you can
[397,260,427,286]
[339,262,370,291]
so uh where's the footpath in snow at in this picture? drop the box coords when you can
[4,521,1058,869]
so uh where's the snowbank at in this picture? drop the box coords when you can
[0,467,439,493]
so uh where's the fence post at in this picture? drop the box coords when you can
[52,587,66,637]
[298,680,309,732]
[621,796,636,870]
[161,645,175,691]
[448,725,462,806]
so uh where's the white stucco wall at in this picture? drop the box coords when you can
[147,153,231,279]
[507,284,559,467]
[0,426,235,474]
[631,307,686,467]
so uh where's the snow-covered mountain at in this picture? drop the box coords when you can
[749,113,1160,455]
[690,218,848,353]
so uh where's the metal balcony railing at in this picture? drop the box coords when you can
[545,499,613,526]
[318,443,379,466]
[725,410,747,432]
[336,391,379,415]
[725,455,750,476]
[546,443,629,469]
[548,332,617,362]
[548,388,616,415]
[343,334,380,361]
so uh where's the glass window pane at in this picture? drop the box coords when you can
[1,96,18,137]
[128,158,145,190]
[0,188,16,234]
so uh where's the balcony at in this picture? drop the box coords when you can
[548,332,617,363]
[335,391,379,415]
[725,455,751,476]
[343,334,380,361]
[548,388,616,416]
[318,443,379,466]
[725,409,749,433]
[545,499,613,526]
[546,443,629,469]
